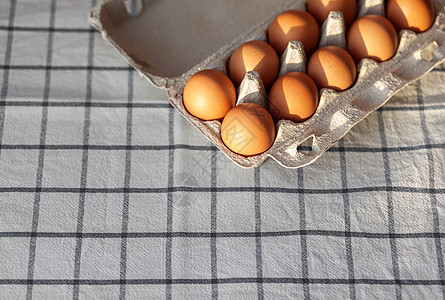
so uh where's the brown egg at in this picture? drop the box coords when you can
[269,72,319,123]
[183,69,236,121]
[386,0,435,33]
[347,15,399,62]
[307,0,358,27]
[268,9,320,57]
[221,103,275,156]
[307,46,357,91]
[229,40,279,89]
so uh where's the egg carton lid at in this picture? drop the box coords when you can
[89,0,300,90]
[90,0,445,169]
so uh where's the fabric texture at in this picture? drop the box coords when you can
[1,1,445,299]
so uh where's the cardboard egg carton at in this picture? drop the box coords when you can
[90,0,445,168]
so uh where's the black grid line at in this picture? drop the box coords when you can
[327,143,445,152]
[381,105,445,111]
[6,62,445,76]
[0,101,171,108]
[0,25,95,33]
[1,98,445,112]
[1,230,445,239]
[1,277,444,286]
[1,186,444,194]
[254,167,264,299]
[119,68,134,300]
[210,149,218,299]
[298,168,310,300]
[1,61,445,79]
[0,144,211,151]
[0,65,132,71]
[0,0,16,161]
[26,1,56,299]
[1,100,444,112]
[2,142,445,153]
[377,111,403,300]
[165,104,175,300]
[339,140,356,300]
[2,64,445,75]
[2,66,445,75]
[416,81,445,299]
[73,2,96,297]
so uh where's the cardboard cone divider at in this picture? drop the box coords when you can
[90,0,445,168]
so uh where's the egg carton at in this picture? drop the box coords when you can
[90,0,445,168]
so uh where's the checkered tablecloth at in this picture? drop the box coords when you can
[1,1,445,299]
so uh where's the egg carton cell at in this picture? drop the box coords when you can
[90,0,445,168]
